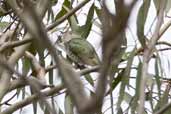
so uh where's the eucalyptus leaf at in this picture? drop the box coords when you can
[137,0,151,48]
[165,0,171,13]
[55,0,78,29]
[154,86,170,114]
[95,6,102,21]
[0,21,9,32]
[85,74,94,86]
[131,62,142,114]
[153,0,169,13]
[64,95,74,114]
[155,58,162,98]
[117,48,135,109]
[22,57,31,74]
[117,107,123,114]
[153,0,160,13]
[49,61,54,85]
[79,3,94,39]
[124,92,133,104]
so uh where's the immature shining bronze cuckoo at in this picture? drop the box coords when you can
[65,38,100,66]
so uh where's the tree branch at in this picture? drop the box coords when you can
[7,1,89,113]
[138,1,165,114]
[0,0,50,104]
[1,85,64,114]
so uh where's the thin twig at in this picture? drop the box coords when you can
[8,0,90,113]
[0,0,50,103]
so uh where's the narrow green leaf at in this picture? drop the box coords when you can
[79,3,94,39]
[111,69,124,90]
[64,95,74,114]
[149,85,154,111]
[85,4,94,27]
[85,74,94,86]
[153,0,168,13]
[44,106,50,114]
[22,57,31,76]
[49,61,54,85]
[117,49,135,108]
[154,86,170,114]
[47,7,55,23]
[135,59,142,98]
[124,48,136,87]
[58,108,64,114]
[51,97,56,112]
[166,0,171,13]
[116,77,127,109]
[30,87,37,114]
[94,6,102,21]
[38,48,45,67]
[55,0,79,32]
[55,0,70,20]
[153,0,160,13]
[155,57,161,98]
[63,5,79,32]
[51,0,58,6]
[0,21,9,32]
[131,62,142,114]
[16,88,21,98]
[124,92,133,104]
[117,107,123,114]
[55,6,67,20]
[137,0,151,48]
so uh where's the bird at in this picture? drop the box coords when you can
[65,38,100,66]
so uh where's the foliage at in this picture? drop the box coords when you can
[0,0,171,114]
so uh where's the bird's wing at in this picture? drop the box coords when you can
[67,38,100,65]
[68,39,93,56]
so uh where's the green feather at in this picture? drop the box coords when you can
[65,38,100,66]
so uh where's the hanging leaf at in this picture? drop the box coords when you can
[55,0,70,20]
[165,0,171,13]
[153,0,160,13]
[84,74,94,86]
[117,107,123,114]
[124,92,133,104]
[153,0,170,13]
[0,21,9,32]
[22,57,31,74]
[49,61,54,85]
[55,0,79,32]
[79,3,94,39]
[30,87,37,114]
[64,95,74,114]
[155,57,162,98]
[55,6,67,20]
[117,48,136,109]
[51,0,58,6]
[111,69,124,90]
[131,62,142,114]
[37,48,45,67]
[47,7,55,23]
[154,86,170,114]
[137,0,151,48]
[58,108,64,114]
[44,107,50,114]
[94,6,102,21]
